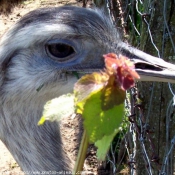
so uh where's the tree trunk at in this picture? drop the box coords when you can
[135,1,175,174]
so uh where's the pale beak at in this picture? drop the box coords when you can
[120,43,175,83]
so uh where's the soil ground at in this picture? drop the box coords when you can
[0,0,100,175]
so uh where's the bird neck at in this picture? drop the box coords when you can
[0,100,71,172]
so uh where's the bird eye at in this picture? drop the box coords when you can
[46,43,75,60]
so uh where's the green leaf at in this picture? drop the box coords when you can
[38,116,46,125]
[74,72,108,103]
[38,94,75,124]
[101,75,126,110]
[95,129,119,160]
[73,53,138,163]
[77,89,124,143]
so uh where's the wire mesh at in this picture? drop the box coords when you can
[103,0,175,174]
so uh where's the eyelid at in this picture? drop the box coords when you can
[47,39,76,47]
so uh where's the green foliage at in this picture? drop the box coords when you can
[84,94,124,143]
[74,53,139,161]
[38,94,74,125]
[95,129,119,160]
[76,86,124,160]
[77,87,124,142]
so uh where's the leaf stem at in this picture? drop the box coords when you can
[73,130,89,174]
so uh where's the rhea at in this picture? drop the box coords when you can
[0,6,175,173]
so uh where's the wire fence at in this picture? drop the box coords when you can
[83,0,175,174]
[103,0,175,174]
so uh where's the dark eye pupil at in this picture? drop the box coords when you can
[47,44,74,58]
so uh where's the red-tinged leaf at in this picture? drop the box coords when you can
[116,66,135,90]
[122,74,135,90]
[101,75,126,110]
[116,66,123,85]
[129,69,140,79]
[103,53,140,90]
[104,53,118,60]
[103,53,119,70]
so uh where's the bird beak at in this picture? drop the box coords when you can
[119,42,175,83]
